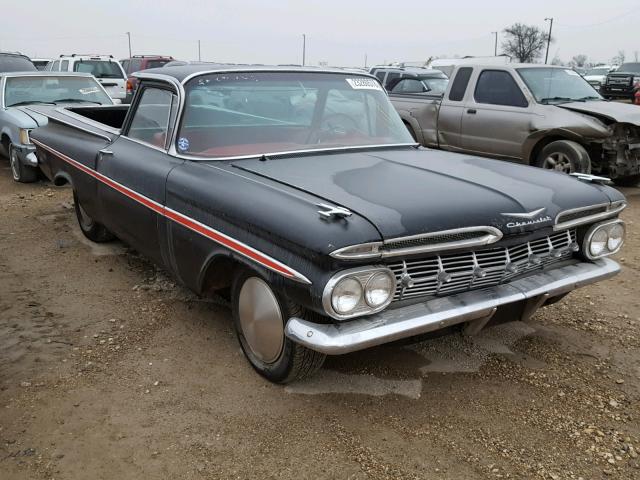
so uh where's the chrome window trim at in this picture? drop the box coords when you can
[582,219,625,260]
[554,202,627,231]
[322,266,396,321]
[330,226,504,260]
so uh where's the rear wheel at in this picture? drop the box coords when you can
[73,191,115,242]
[534,140,591,174]
[9,144,38,183]
[232,269,325,383]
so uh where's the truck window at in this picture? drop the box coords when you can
[52,60,60,72]
[390,78,425,94]
[474,70,528,108]
[127,88,175,148]
[120,60,130,74]
[448,67,472,101]
[61,60,69,71]
[384,72,401,88]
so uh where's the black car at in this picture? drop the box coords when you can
[29,66,626,383]
[601,62,640,101]
[0,52,37,73]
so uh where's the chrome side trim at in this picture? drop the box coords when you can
[330,226,503,260]
[554,202,627,231]
[286,258,620,355]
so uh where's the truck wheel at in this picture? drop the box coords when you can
[232,269,325,383]
[73,191,115,242]
[613,175,640,187]
[9,144,38,183]
[535,140,591,174]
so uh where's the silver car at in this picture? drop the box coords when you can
[0,72,114,182]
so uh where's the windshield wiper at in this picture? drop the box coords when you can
[53,98,102,105]
[7,100,55,107]
[576,96,602,101]
[540,96,576,104]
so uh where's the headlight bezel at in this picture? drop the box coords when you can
[583,219,625,260]
[18,128,32,145]
[323,266,396,320]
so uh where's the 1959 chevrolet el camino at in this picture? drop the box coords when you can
[27,65,626,383]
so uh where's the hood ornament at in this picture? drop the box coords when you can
[501,207,547,219]
[317,203,352,220]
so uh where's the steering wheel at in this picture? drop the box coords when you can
[306,113,361,144]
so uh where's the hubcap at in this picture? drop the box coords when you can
[77,203,95,230]
[238,277,284,364]
[9,148,20,181]
[543,152,573,173]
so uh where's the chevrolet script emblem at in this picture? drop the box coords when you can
[501,208,552,229]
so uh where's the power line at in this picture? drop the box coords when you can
[555,6,640,29]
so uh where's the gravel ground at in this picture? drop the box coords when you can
[1,162,639,480]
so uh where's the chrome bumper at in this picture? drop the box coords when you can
[285,259,620,355]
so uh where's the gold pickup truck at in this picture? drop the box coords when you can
[389,63,640,186]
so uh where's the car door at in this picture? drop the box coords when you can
[96,83,181,266]
[436,66,473,150]
[461,69,533,159]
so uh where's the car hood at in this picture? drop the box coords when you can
[557,101,640,125]
[232,148,618,240]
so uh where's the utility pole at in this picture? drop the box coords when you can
[198,40,201,61]
[125,32,132,57]
[491,32,498,56]
[364,53,368,68]
[544,18,554,64]
[302,34,306,66]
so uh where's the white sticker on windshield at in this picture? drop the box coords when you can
[345,78,383,91]
[79,87,100,95]
[565,70,580,76]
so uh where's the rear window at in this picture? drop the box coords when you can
[74,60,124,79]
[448,67,472,101]
[146,59,171,69]
[618,63,640,74]
[0,55,37,73]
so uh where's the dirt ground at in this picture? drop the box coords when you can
[1,163,639,480]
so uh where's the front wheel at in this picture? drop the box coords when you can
[9,144,38,183]
[232,270,325,383]
[534,140,591,174]
[73,191,115,242]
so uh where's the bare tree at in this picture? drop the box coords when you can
[501,23,549,63]
[570,54,588,68]
[612,50,626,65]
[550,55,564,66]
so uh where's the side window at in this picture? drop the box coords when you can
[375,70,386,82]
[448,67,473,101]
[474,70,528,107]
[384,72,401,89]
[121,60,130,74]
[61,60,69,71]
[129,59,143,73]
[52,60,60,72]
[391,78,425,94]
[127,88,175,148]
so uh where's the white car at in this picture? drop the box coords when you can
[584,65,617,89]
[46,55,126,101]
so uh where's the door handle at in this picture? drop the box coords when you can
[466,109,477,114]
[99,148,113,155]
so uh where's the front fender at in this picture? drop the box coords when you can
[522,128,588,162]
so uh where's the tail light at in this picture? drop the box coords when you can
[126,79,134,94]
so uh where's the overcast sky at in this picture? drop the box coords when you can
[2,0,639,66]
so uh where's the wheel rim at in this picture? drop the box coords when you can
[9,147,20,181]
[543,152,573,173]
[77,203,95,230]
[238,277,284,364]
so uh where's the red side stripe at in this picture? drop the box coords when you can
[32,139,309,284]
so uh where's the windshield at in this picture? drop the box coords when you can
[73,60,124,79]
[617,63,640,74]
[517,68,602,103]
[586,67,610,76]
[418,76,449,95]
[146,59,171,69]
[0,55,37,73]
[4,76,113,107]
[178,72,414,158]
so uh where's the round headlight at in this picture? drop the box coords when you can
[331,277,363,314]
[364,271,394,307]
[607,223,625,252]
[589,228,608,257]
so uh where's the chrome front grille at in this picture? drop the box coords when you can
[388,230,577,302]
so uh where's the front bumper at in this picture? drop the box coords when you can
[285,259,620,355]
[14,144,38,166]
